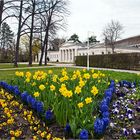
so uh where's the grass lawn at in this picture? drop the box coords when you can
[0,67,139,83]
[0,63,48,69]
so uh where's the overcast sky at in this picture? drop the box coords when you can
[58,0,140,42]
[8,0,140,42]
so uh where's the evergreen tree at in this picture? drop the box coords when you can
[0,22,14,62]
[0,22,14,49]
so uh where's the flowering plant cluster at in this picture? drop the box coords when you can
[0,87,61,140]
[106,80,140,139]
[5,68,110,138]
[93,80,115,135]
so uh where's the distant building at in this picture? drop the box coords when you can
[37,35,140,63]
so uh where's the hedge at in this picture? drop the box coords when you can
[75,53,140,70]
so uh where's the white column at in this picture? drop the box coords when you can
[66,50,68,62]
[61,50,62,62]
[68,49,70,62]
[70,49,72,62]
[73,49,75,62]
[64,50,66,62]
[62,50,64,62]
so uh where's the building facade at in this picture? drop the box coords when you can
[38,35,140,63]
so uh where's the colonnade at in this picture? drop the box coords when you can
[60,49,76,62]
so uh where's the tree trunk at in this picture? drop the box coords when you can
[14,0,23,67]
[39,32,47,66]
[111,44,115,54]
[0,0,4,28]
[29,0,35,66]
[44,36,48,65]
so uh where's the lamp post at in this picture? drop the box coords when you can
[87,32,90,70]
[87,31,94,70]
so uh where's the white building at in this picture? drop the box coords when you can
[38,35,140,63]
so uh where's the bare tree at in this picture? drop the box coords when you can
[103,20,123,53]
[0,0,4,28]
[39,0,69,66]
[14,0,23,67]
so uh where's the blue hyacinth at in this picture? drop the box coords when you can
[36,101,44,114]
[64,123,71,133]
[27,95,33,104]
[21,91,29,102]
[14,86,20,96]
[30,98,37,109]
[94,118,105,134]
[102,117,110,126]
[102,111,109,118]
[100,103,109,112]
[45,109,53,121]
[104,89,113,98]
[79,129,88,140]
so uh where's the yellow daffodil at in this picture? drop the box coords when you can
[83,73,90,79]
[34,92,40,97]
[92,73,98,79]
[85,97,92,104]
[26,71,31,78]
[75,86,81,94]
[50,85,56,91]
[48,70,53,74]
[25,78,30,83]
[32,82,36,86]
[39,84,45,91]
[77,102,84,108]
[91,86,98,96]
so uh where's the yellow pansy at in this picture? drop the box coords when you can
[15,130,22,137]
[10,130,15,136]
[11,137,15,140]
[46,133,51,140]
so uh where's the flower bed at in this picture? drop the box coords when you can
[105,81,140,139]
[0,68,114,139]
[0,68,139,139]
[0,88,61,140]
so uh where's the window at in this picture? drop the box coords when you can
[83,53,85,56]
[108,52,111,54]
